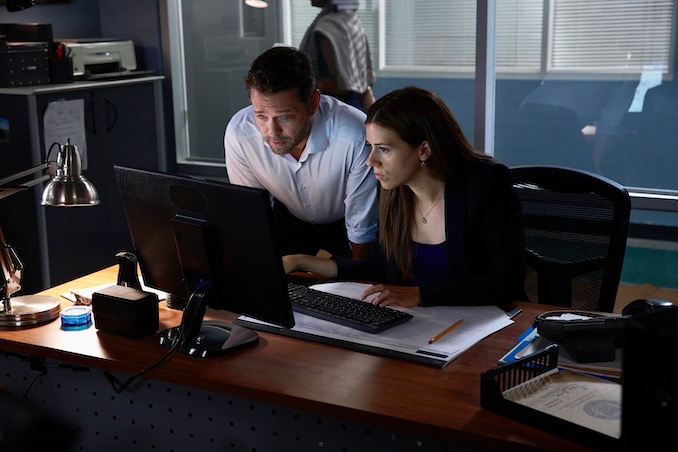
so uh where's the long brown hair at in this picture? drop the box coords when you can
[366,86,491,278]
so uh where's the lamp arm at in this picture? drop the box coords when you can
[0,227,22,306]
[0,163,51,201]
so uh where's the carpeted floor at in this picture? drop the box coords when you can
[615,282,678,314]
[621,245,678,290]
[616,241,678,313]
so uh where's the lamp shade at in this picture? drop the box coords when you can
[40,141,100,207]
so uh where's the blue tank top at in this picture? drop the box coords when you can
[412,241,449,285]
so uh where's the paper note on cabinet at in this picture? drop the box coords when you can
[43,99,88,169]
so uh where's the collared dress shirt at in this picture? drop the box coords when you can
[224,94,378,247]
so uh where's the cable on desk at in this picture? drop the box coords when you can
[103,288,204,393]
[104,344,178,393]
[19,369,46,401]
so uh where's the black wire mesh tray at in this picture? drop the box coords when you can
[480,343,621,449]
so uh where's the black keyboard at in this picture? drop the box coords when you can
[287,283,413,334]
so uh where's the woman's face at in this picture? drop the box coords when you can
[365,123,423,190]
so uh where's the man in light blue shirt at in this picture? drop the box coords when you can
[224,46,378,259]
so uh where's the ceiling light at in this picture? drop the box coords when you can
[245,0,268,8]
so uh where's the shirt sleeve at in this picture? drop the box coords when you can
[224,109,265,190]
[342,134,378,245]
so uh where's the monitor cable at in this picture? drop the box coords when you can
[103,287,205,393]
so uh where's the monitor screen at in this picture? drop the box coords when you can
[114,165,295,357]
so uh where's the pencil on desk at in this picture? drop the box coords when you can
[428,319,464,344]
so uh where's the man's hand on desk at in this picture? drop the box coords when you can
[282,254,338,278]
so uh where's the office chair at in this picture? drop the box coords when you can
[510,165,631,312]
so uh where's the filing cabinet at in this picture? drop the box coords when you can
[0,77,166,293]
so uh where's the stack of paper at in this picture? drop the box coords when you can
[61,281,167,305]
[237,281,514,368]
[503,368,622,439]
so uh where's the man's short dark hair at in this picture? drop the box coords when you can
[246,46,317,104]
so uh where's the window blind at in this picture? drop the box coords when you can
[286,0,674,77]
[549,0,674,75]
[380,0,543,74]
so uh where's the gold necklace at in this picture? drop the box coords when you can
[417,192,444,224]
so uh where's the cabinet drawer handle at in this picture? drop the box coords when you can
[87,99,96,135]
[105,98,118,132]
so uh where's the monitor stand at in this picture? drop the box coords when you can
[157,217,259,357]
[157,288,259,358]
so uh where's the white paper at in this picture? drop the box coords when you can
[61,278,168,305]
[43,99,88,169]
[239,281,514,367]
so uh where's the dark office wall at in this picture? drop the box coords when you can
[0,2,101,38]
[99,0,163,74]
[0,1,164,74]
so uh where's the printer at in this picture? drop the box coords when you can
[60,38,137,77]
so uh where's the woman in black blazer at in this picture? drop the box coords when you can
[283,86,527,308]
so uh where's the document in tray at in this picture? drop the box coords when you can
[236,281,514,367]
[503,368,622,439]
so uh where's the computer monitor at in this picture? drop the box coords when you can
[113,165,295,357]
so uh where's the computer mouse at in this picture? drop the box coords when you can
[622,298,674,316]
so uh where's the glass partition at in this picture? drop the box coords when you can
[167,0,678,222]
[167,0,282,176]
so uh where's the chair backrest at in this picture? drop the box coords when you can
[510,165,631,312]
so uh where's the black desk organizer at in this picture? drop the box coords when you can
[480,344,620,449]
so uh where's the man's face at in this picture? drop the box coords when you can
[250,88,319,158]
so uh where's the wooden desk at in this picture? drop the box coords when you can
[0,266,593,451]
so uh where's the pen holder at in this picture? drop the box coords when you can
[49,57,73,84]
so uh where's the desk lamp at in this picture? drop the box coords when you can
[0,140,99,327]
